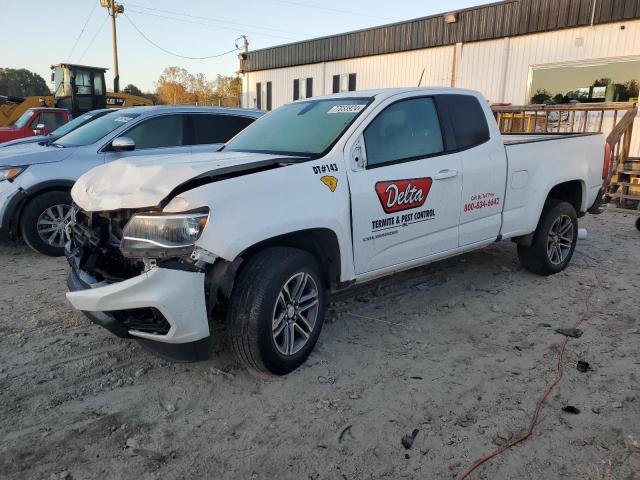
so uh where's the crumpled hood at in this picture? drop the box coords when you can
[0,142,73,166]
[72,150,290,211]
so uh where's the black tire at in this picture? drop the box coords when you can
[636,216,640,231]
[227,247,326,375]
[517,200,578,276]
[20,191,72,256]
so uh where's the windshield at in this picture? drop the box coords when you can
[54,111,141,147]
[11,109,35,128]
[50,110,109,137]
[225,98,372,156]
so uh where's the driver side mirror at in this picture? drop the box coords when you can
[33,123,46,135]
[111,136,136,152]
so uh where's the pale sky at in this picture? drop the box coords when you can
[2,0,492,93]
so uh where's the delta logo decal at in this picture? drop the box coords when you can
[375,178,432,214]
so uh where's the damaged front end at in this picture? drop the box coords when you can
[65,205,218,362]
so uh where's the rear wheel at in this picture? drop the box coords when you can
[20,191,72,256]
[227,247,326,375]
[518,200,578,276]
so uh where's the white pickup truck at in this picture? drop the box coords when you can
[65,88,606,374]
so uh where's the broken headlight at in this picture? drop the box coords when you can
[120,209,209,258]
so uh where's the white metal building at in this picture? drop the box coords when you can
[239,0,640,152]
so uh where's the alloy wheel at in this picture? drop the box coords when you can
[272,272,320,356]
[546,214,574,265]
[36,204,72,248]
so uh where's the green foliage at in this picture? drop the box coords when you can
[123,83,143,96]
[531,89,552,104]
[123,83,156,103]
[0,68,50,97]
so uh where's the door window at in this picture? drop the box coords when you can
[29,114,42,129]
[74,70,93,95]
[364,97,444,167]
[39,112,67,130]
[438,95,490,150]
[124,115,185,149]
[191,114,254,145]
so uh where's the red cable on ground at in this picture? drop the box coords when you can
[457,283,597,480]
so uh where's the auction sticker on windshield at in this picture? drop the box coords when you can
[114,116,134,123]
[327,105,366,114]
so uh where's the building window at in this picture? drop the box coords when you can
[256,81,273,110]
[529,60,640,104]
[332,73,356,93]
[293,78,313,100]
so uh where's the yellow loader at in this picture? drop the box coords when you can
[0,63,152,127]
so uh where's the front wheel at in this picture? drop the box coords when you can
[227,247,326,375]
[20,191,72,256]
[518,200,578,276]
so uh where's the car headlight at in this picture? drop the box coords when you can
[120,209,210,258]
[0,166,26,182]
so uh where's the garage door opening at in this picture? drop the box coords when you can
[529,59,639,104]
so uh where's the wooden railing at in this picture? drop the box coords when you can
[491,102,637,135]
[603,106,639,208]
[491,102,639,209]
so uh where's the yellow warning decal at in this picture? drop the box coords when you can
[320,176,338,192]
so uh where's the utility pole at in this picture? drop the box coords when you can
[100,0,123,93]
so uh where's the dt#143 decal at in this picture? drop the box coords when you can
[312,163,338,175]
[375,178,432,214]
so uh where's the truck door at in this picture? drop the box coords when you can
[436,95,507,246]
[346,95,462,274]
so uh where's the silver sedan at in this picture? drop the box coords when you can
[0,105,263,255]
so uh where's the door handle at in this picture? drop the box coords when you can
[434,169,458,180]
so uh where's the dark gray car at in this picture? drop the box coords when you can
[0,105,263,255]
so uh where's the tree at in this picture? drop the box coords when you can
[155,67,194,105]
[614,79,639,102]
[154,68,242,106]
[214,75,242,106]
[531,89,552,104]
[123,83,156,103]
[189,73,215,105]
[591,78,612,87]
[123,83,143,96]
[0,68,50,97]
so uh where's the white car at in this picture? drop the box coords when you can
[65,87,606,374]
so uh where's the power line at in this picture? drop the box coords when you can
[264,0,396,21]
[67,2,98,60]
[78,16,109,62]
[123,13,241,60]
[124,1,304,37]
[125,7,298,41]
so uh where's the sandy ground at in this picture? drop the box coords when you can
[1,209,639,480]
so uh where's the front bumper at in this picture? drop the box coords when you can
[66,258,211,362]
[0,182,25,242]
